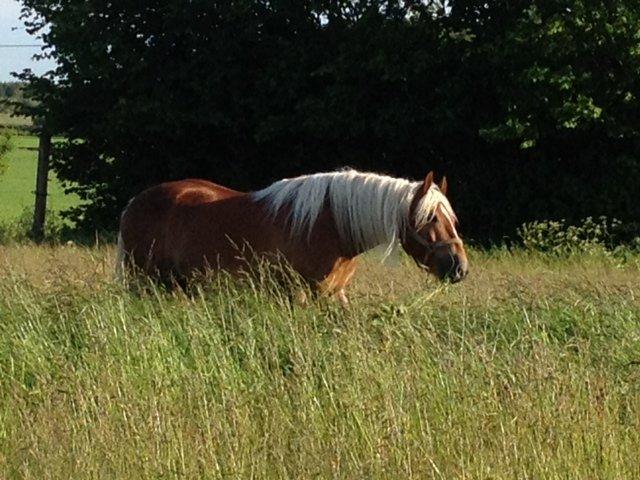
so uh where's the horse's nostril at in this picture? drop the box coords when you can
[452,264,468,281]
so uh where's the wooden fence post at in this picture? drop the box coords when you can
[31,132,51,242]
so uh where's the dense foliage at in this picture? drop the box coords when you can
[0,82,24,111]
[0,129,12,176]
[16,0,640,240]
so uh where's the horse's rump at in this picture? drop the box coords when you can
[119,179,245,278]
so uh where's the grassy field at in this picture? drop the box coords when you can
[0,245,639,479]
[0,112,32,129]
[0,134,80,221]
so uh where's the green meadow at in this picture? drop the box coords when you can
[0,245,639,479]
[0,133,80,221]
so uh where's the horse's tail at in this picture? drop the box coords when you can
[115,230,126,281]
[115,198,133,282]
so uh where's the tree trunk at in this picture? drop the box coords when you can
[31,132,51,242]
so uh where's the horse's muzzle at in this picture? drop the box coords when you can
[446,258,468,283]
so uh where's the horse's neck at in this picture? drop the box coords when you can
[318,205,393,258]
[253,199,397,258]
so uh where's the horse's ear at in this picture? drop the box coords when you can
[422,171,435,194]
[439,176,448,195]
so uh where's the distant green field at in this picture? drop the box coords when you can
[0,134,81,221]
[0,112,32,128]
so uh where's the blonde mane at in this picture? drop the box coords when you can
[252,168,458,253]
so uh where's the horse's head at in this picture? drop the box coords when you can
[401,172,468,283]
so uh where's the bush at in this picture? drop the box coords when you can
[0,208,67,244]
[518,216,640,255]
[0,128,12,176]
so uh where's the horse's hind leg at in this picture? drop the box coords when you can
[157,269,190,293]
[114,232,127,282]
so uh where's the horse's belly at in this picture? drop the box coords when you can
[166,204,279,276]
[169,229,250,275]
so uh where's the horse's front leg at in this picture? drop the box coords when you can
[318,257,358,307]
[336,289,350,307]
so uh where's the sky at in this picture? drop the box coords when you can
[0,0,56,81]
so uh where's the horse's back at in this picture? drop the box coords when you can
[119,179,243,276]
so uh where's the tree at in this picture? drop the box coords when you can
[16,0,640,240]
[442,0,640,238]
[0,82,24,110]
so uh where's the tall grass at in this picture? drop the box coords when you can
[0,245,639,479]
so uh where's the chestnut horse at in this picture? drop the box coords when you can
[116,169,468,303]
